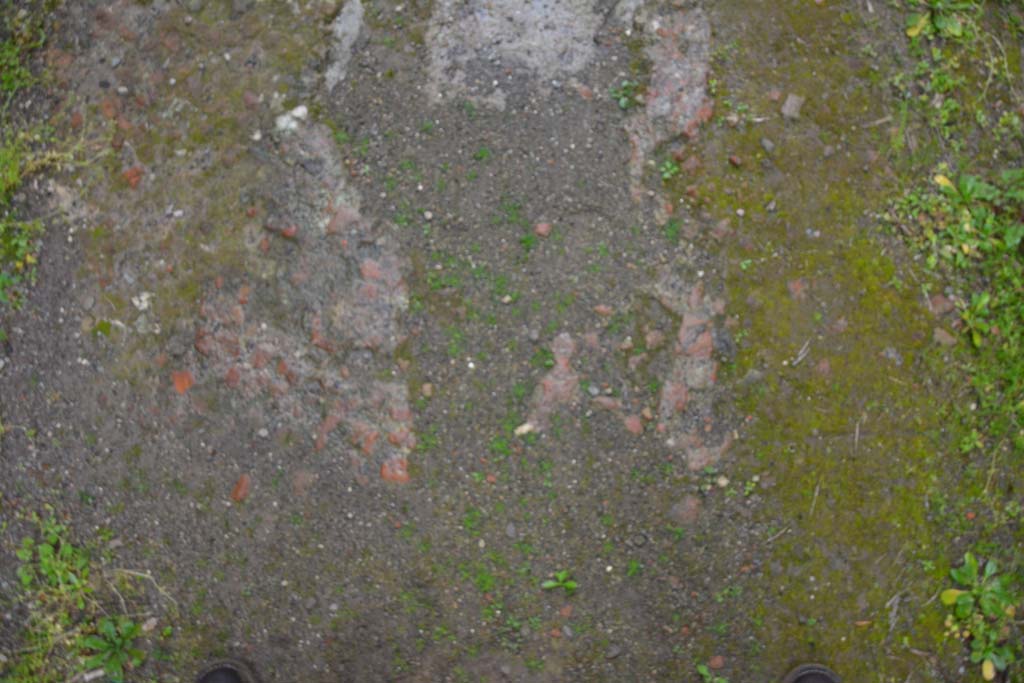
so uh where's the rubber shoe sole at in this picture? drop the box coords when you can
[195,658,259,683]
[782,663,841,683]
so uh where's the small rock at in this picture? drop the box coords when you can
[606,644,623,659]
[881,346,903,365]
[669,495,701,525]
[787,278,808,301]
[420,382,434,398]
[514,422,535,436]
[624,415,644,435]
[728,155,742,167]
[760,137,775,154]
[183,0,204,11]
[141,617,158,632]
[929,294,955,315]
[594,304,614,316]
[933,327,958,347]
[505,522,516,538]
[709,655,725,670]
[534,222,552,237]
[781,93,805,120]
[823,145,835,158]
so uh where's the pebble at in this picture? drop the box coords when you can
[761,137,775,154]
[881,346,903,365]
[534,222,552,237]
[933,327,957,347]
[505,522,516,538]
[929,294,955,315]
[781,93,805,120]
[669,495,701,525]
[606,644,623,659]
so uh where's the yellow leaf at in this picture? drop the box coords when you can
[907,12,930,38]
[934,174,955,190]
[940,589,965,606]
[24,254,36,265]
[961,243,970,255]
[982,658,996,681]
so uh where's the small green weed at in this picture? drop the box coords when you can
[696,662,729,683]
[890,169,1024,451]
[4,513,155,683]
[660,159,680,182]
[609,80,640,110]
[941,552,1021,679]
[541,569,577,596]
[905,0,980,42]
[77,617,145,683]
[0,216,43,307]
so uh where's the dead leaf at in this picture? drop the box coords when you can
[231,473,251,502]
[122,166,144,189]
[906,12,930,38]
[172,370,194,394]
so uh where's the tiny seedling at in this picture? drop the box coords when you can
[696,662,729,683]
[541,570,577,596]
[609,79,640,110]
[660,159,680,182]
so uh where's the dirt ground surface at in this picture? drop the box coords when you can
[0,0,993,681]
